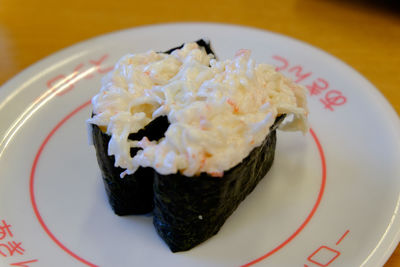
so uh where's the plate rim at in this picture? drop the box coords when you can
[0,22,400,266]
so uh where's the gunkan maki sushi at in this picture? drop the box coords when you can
[87,40,308,252]
[89,40,215,215]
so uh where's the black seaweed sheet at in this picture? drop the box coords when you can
[91,40,215,215]
[153,116,285,252]
[90,40,285,252]
[91,116,169,215]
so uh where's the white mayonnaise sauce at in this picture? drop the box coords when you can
[87,43,308,177]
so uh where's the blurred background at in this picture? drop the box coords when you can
[0,0,398,115]
[0,0,399,265]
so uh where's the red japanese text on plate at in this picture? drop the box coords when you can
[304,230,350,267]
[46,54,113,96]
[0,219,38,266]
[272,55,347,111]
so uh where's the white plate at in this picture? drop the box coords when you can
[0,23,399,267]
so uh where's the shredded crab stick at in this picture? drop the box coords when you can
[87,43,308,177]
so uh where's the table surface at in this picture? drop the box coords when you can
[0,0,399,266]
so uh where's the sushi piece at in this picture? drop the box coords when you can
[90,40,216,215]
[153,115,285,252]
[88,41,308,251]
[91,116,169,215]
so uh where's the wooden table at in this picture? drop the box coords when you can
[0,0,399,265]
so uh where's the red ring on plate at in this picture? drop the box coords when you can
[30,100,326,266]
[29,100,97,267]
[242,128,326,266]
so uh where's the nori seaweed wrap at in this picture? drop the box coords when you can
[88,40,308,252]
[153,115,285,252]
[91,40,215,215]
[91,116,169,215]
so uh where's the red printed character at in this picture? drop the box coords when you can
[288,66,312,83]
[46,74,76,97]
[307,246,340,267]
[0,220,12,240]
[320,90,347,111]
[90,54,113,74]
[10,259,38,267]
[272,55,289,71]
[47,63,89,96]
[306,78,329,96]
[305,230,350,266]
[0,241,24,257]
[46,54,113,97]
